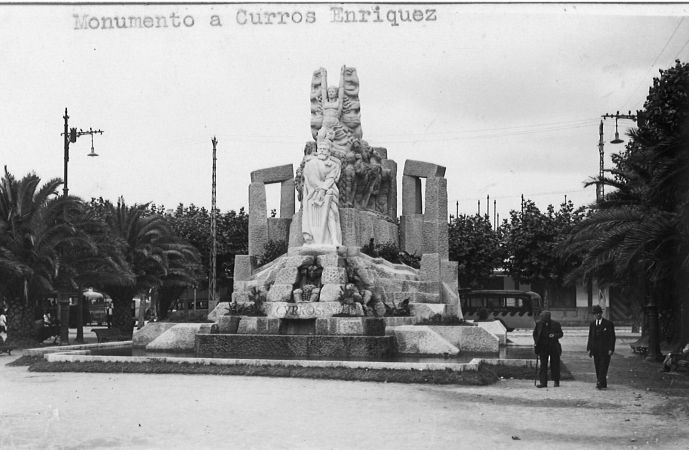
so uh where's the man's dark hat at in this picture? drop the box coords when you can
[592,305,603,314]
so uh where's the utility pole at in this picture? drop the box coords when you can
[493,199,497,229]
[209,137,218,307]
[61,108,104,197]
[486,195,490,219]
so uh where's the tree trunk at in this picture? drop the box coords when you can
[75,297,84,343]
[5,295,40,344]
[111,295,135,337]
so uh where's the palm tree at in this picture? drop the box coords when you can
[0,168,95,343]
[95,198,200,334]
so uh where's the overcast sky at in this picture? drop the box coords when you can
[1,3,688,223]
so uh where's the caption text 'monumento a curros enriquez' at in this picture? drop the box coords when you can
[72,6,438,30]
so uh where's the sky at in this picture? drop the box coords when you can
[1,3,688,223]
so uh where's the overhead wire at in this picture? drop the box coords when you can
[621,17,686,111]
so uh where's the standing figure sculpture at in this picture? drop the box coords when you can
[301,145,343,246]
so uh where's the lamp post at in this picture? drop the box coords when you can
[59,108,104,343]
[62,108,104,197]
[597,111,639,203]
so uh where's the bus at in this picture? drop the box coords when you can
[460,290,543,331]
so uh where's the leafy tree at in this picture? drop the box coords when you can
[448,214,504,289]
[163,204,249,297]
[502,200,585,303]
[561,60,689,346]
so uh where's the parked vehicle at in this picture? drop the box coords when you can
[460,289,543,331]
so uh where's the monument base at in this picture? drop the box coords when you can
[195,334,394,361]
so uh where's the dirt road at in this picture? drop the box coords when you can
[1,331,687,449]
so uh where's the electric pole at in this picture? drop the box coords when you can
[209,137,218,306]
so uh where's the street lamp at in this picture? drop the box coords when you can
[61,107,104,197]
[596,110,640,202]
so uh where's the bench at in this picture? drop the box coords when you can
[92,328,130,343]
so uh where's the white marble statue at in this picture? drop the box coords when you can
[310,65,361,157]
[301,145,342,246]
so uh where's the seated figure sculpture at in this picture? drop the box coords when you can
[292,264,323,303]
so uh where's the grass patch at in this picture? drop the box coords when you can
[7,355,44,367]
[27,359,498,385]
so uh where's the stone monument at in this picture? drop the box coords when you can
[201,66,464,359]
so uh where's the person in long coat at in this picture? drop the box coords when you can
[586,305,616,389]
[533,310,563,388]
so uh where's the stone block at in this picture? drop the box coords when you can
[386,325,459,355]
[217,315,241,333]
[284,254,315,268]
[288,210,304,249]
[207,302,231,322]
[266,283,294,302]
[280,178,295,218]
[319,283,344,302]
[316,254,345,268]
[333,317,364,335]
[420,253,441,281]
[132,322,176,348]
[409,303,447,320]
[403,160,446,178]
[424,177,448,222]
[233,255,254,281]
[339,208,359,247]
[402,175,422,215]
[441,260,458,284]
[267,217,291,245]
[321,266,347,284]
[146,323,206,352]
[383,317,416,327]
[457,326,500,353]
[423,220,449,259]
[391,291,442,304]
[248,182,268,257]
[275,266,299,285]
[263,301,343,319]
[475,321,507,345]
[400,214,424,255]
[231,292,250,303]
[382,159,397,219]
[359,212,375,244]
[250,164,293,184]
[442,282,462,318]
[373,217,399,247]
[237,316,281,335]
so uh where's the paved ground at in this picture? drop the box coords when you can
[1,327,688,449]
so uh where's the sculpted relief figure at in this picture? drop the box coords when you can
[310,66,361,158]
[301,145,343,246]
[296,66,394,222]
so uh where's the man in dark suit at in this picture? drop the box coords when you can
[586,305,616,389]
[533,310,563,388]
